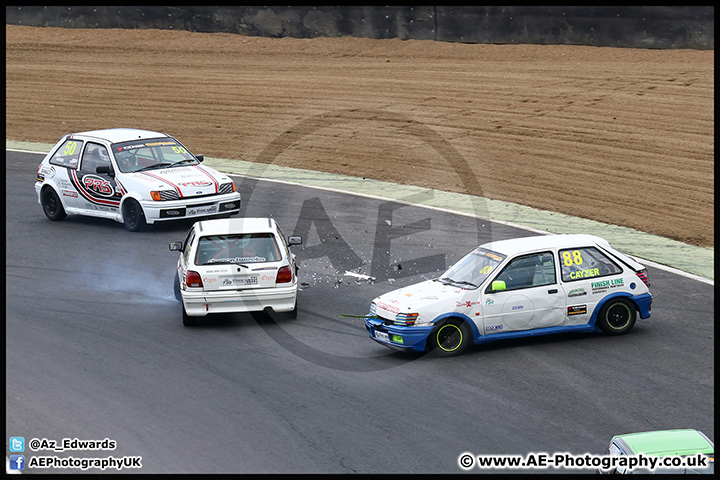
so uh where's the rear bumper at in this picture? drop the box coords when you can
[182,283,297,316]
[633,292,653,319]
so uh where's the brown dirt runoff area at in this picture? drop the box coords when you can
[6,25,714,247]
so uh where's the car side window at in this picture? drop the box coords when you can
[559,246,622,282]
[276,226,291,259]
[493,252,555,291]
[49,139,82,169]
[81,143,111,172]
[184,229,196,265]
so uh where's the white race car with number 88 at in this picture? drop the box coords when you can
[365,234,653,356]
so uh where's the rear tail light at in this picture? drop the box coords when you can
[636,269,650,287]
[276,265,293,284]
[186,271,203,288]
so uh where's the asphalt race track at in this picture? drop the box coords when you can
[6,150,714,474]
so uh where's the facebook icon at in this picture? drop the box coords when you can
[9,455,25,470]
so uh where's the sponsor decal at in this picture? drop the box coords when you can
[261,274,276,281]
[485,298,495,306]
[178,180,212,187]
[591,278,624,293]
[207,256,266,264]
[456,300,481,308]
[568,288,587,297]
[203,277,218,284]
[569,268,600,280]
[511,305,524,310]
[486,324,503,331]
[376,301,400,314]
[70,170,120,207]
[567,304,587,315]
[82,175,114,197]
[61,189,78,198]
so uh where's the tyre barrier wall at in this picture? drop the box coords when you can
[5,5,714,49]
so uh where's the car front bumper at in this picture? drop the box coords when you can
[182,283,297,316]
[364,317,435,353]
[140,192,241,224]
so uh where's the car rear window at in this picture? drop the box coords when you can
[195,233,281,265]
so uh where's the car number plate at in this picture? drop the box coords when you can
[187,205,218,216]
[222,276,258,286]
[374,330,389,342]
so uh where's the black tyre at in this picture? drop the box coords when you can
[286,301,298,320]
[123,198,146,232]
[173,273,182,302]
[597,297,636,335]
[41,187,67,221]
[182,301,197,327]
[428,319,472,357]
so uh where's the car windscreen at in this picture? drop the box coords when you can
[438,247,507,289]
[195,233,281,266]
[111,137,197,173]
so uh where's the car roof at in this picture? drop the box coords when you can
[70,128,169,144]
[613,429,714,457]
[480,234,611,256]
[194,217,278,236]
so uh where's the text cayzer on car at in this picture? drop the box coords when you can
[170,217,302,326]
[365,234,653,356]
[35,128,241,231]
[598,429,714,475]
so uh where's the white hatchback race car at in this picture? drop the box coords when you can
[365,234,653,356]
[35,128,241,231]
[169,217,303,326]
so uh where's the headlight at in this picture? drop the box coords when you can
[151,190,180,201]
[395,312,419,326]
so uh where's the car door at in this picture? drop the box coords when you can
[558,246,625,326]
[73,142,122,215]
[482,251,565,332]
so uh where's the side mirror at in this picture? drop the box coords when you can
[169,241,183,252]
[288,236,303,246]
[491,280,506,292]
[96,165,114,177]
[195,154,204,163]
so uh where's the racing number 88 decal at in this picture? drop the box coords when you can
[562,250,583,267]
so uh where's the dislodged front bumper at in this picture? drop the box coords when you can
[364,317,435,352]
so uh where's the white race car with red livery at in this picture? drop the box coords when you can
[35,128,241,231]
